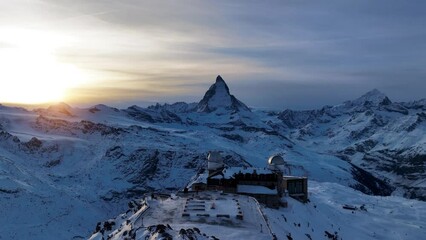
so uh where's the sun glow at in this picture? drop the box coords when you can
[0,28,87,104]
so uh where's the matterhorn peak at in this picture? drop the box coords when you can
[196,75,250,113]
[213,75,231,95]
[215,75,225,83]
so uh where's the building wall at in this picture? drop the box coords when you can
[206,170,290,207]
[283,177,308,202]
[238,193,280,208]
[192,183,206,191]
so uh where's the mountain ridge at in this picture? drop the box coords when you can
[0,75,424,239]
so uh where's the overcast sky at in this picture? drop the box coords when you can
[1,0,425,109]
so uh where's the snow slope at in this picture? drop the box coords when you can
[0,76,424,239]
[276,89,425,199]
[265,180,425,240]
[90,181,426,240]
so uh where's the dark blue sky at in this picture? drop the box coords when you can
[1,0,425,109]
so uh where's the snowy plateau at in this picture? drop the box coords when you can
[0,75,425,239]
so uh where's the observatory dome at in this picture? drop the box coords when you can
[268,155,285,166]
[208,151,223,171]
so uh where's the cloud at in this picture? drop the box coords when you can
[0,41,15,48]
[1,0,425,109]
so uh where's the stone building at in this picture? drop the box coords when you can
[189,152,308,208]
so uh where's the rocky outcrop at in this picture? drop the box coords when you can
[197,75,250,113]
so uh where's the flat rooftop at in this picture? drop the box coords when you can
[140,191,273,239]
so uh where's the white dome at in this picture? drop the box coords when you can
[268,155,285,165]
[208,151,223,170]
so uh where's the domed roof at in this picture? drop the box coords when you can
[208,151,222,162]
[268,155,285,165]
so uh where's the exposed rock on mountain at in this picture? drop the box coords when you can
[197,75,250,113]
[276,89,425,200]
[0,76,424,239]
[125,105,183,123]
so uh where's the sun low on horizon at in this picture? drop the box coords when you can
[0,0,425,109]
[0,28,88,105]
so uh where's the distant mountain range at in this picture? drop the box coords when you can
[0,75,424,239]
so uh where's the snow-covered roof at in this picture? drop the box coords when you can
[210,174,224,179]
[283,175,307,180]
[222,167,274,179]
[188,173,208,187]
[237,184,277,195]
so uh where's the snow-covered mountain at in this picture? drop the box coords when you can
[196,75,250,113]
[276,89,425,200]
[89,181,426,240]
[0,76,424,239]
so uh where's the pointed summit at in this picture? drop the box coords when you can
[215,75,224,83]
[214,75,230,93]
[351,89,392,106]
[213,75,231,95]
[362,89,385,99]
[197,75,250,113]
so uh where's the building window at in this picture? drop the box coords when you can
[288,180,303,194]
